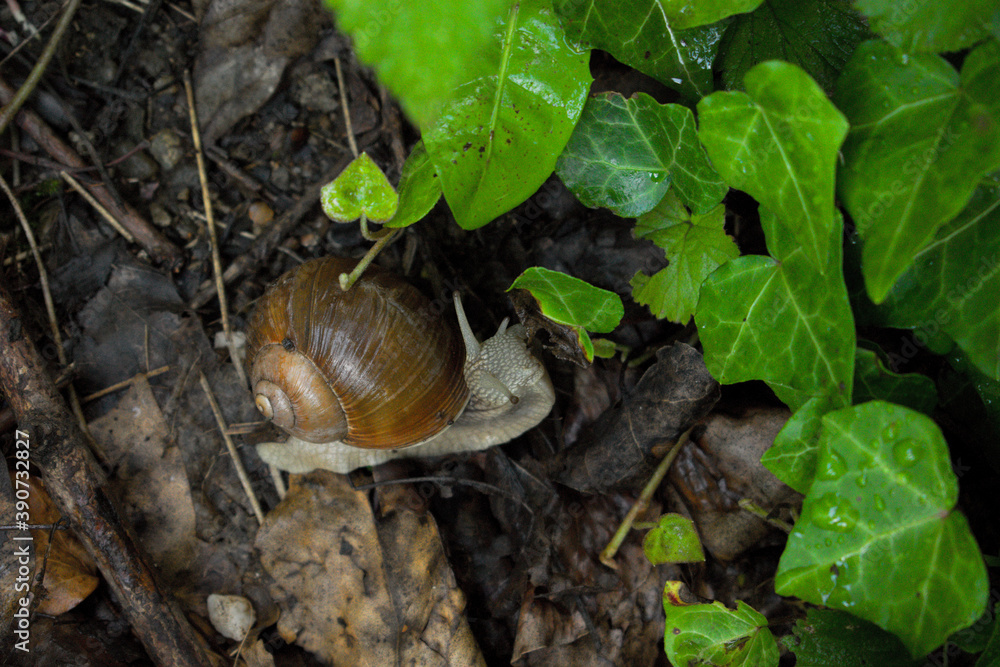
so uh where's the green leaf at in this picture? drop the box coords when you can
[662,583,780,667]
[698,61,848,271]
[508,267,623,332]
[696,210,855,412]
[630,191,737,322]
[976,603,1000,667]
[836,40,1000,304]
[554,0,730,100]
[423,0,591,230]
[853,346,938,414]
[783,608,921,667]
[642,514,705,565]
[761,395,837,494]
[718,0,872,95]
[320,153,398,223]
[776,401,988,658]
[854,0,998,53]
[324,0,510,127]
[556,93,727,217]
[873,184,1000,379]
[386,142,441,228]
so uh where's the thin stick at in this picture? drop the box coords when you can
[334,56,358,158]
[0,172,92,439]
[199,372,265,525]
[338,227,401,290]
[60,170,136,242]
[0,0,83,136]
[600,426,693,569]
[184,71,247,389]
[81,365,171,403]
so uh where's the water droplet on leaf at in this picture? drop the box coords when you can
[811,493,859,533]
[893,439,922,468]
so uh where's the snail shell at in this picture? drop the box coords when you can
[245,257,470,449]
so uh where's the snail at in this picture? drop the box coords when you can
[245,256,555,474]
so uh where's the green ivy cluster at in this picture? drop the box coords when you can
[324,0,1000,663]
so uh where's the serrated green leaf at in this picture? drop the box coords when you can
[762,395,837,494]
[783,608,921,667]
[631,191,737,322]
[854,0,998,53]
[320,153,398,223]
[698,61,848,271]
[976,603,1000,667]
[874,184,1000,379]
[836,40,1000,304]
[556,93,727,217]
[718,0,872,95]
[324,0,510,127]
[776,401,988,658]
[696,210,855,412]
[662,584,779,667]
[642,514,705,565]
[386,141,441,228]
[853,346,938,414]
[423,0,591,230]
[508,267,624,333]
[554,0,729,100]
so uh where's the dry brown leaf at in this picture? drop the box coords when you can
[255,471,485,666]
[88,376,197,575]
[668,406,801,560]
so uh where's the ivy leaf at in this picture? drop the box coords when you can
[698,61,848,271]
[853,346,938,414]
[783,608,921,667]
[776,401,988,658]
[662,582,779,667]
[553,0,732,100]
[631,191,737,323]
[761,395,836,494]
[696,210,855,412]
[875,184,1000,379]
[508,267,624,362]
[836,40,1000,304]
[324,0,510,127]
[423,0,591,230]
[320,153,398,223]
[386,142,441,228]
[556,93,727,217]
[718,0,872,95]
[642,514,705,565]
[854,0,998,53]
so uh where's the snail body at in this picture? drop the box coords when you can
[245,257,554,473]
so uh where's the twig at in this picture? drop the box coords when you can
[0,74,183,268]
[599,426,693,569]
[738,498,793,533]
[198,372,265,525]
[0,0,83,136]
[184,71,246,388]
[80,365,171,403]
[60,171,136,242]
[334,56,358,159]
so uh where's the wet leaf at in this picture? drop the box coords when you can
[783,608,921,667]
[762,395,837,494]
[776,401,988,657]
[386,141,441,228]
[554,0,736,100]
[836,40,1000,304]
[662,582,779,666]
[854,0,998,53]
[557,93,727,217]
[320,153,398,223]
[698,61,848,270]
[423,0,591,229]
[324,0,510,127]
[874,184,1000,379]
[718,0,872,94]
[642,514,705,565]
[631,190,737,323]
